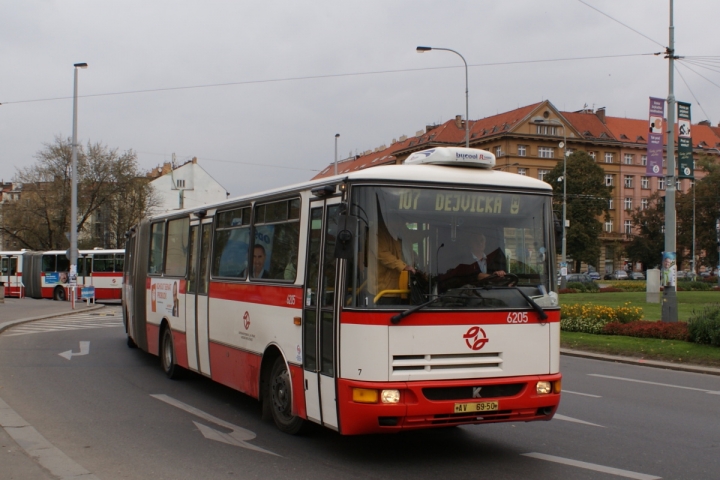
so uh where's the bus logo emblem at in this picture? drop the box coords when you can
[243,311,251,330]
[463,326,488,351]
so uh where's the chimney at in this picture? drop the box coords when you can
[595,107,606,124]
[192,157,198,164]
[455,115,463,129]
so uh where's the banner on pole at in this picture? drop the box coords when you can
[677,101,694,179]
[646,97,665,177]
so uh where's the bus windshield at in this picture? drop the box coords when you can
[345,185,555,309]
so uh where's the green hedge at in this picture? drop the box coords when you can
[688,304,720,347]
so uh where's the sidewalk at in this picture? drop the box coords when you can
[0,297,106,334]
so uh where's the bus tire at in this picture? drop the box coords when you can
[127,336,137,349]
[269,357,304,435]
[53,287,66,301]
[161,327,181,379]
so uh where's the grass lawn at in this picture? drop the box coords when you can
[560,291,720,321]
[559,291,720,367]
[562,331,720,368]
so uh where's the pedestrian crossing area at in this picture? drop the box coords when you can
[3,307,123,337]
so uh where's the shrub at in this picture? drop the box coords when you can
[687,304,720,347]
[567,281,599,293]
[603,321,689,341]
[560,303,643,333]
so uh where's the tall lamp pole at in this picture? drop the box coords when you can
[535,118,568,288]
[334,133,340,176]
[662,0,678,322]
[70,62,88,291]
[416,46,469,147]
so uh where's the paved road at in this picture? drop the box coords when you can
[1,303,719,479]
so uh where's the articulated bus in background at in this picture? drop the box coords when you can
[2,248,124,300]
[123,147,562,435]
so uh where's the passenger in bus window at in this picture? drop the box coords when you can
[284,254,297,281]
[172,281,179,316]
[439,234,507,290]
[371,217,415,303]
[245,244,270,279]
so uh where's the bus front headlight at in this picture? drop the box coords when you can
[380,389,400,404]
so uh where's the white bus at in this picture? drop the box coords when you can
[123,147,562,435]
[2,248,124,300]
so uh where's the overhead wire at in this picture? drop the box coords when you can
[673,66,712,121]
[576,0,666,48]
[0,52,656,106]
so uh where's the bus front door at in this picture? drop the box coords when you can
[186,220,212,375]
[303,199,341,430]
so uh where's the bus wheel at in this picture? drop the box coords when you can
[127,336,137,349]
[161,327,181,379]
[269,357,304,434]
[53,287,66,301]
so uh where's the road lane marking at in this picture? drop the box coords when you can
[3,313,121,337]
[563,390,602,398]
[0,396,99,479]
[151,394,279,456]
[59,341,91,360]
[589,374,720,395]
[553,414,604,427]
[523,453,661,479]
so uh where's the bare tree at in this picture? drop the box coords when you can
[1,136,158,250]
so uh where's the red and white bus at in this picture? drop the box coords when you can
[1,248,124,300]
[122,147,562,435]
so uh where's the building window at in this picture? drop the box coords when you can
[624,197,633,210]
[675,179,681,191]
[495,146,503,157]
[641,198,648,210]
[624,154,634,165]
[517,168,527,176]
[605,153,614,164]
[605,174,614,186]
[608,198,614,210]
[605,220,614,233]
[641,176,649,189]
[641,155,647,166]
[624,175,633,188]
[538,147,554,158]
[624,220,632,235]
[538,169,550,182]
[658,177,665,190]
[589,151,596,160]
[536,125,557,136]
[176,179,185,188]
[517,145,527,156]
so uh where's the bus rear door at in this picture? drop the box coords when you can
[186,217,212,375]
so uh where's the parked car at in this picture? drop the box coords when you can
[609,270,629,280]
[566,273,593,283]
[628,271,645,280]
[585,271,601,281]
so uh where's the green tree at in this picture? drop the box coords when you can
[626,192,665,270]
[1,136,157,250]
[678,154,720,271]
[546,151,612,272]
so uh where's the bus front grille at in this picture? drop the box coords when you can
[391,352,502,374]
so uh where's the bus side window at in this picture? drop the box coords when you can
[114,254,124,273]
[149,222,166,274]
[165,217,190,277]
[212,206,251,279]
[42,255,56,273]
[252,198,300,281]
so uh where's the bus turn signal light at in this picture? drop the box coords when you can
[352,388,379,403]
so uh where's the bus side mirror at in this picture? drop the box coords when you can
[334,215,358,260]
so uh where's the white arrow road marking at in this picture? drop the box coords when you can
[522,453,661,479]
[553,414,605,427]
[151,394,279,456]
[58,341,90,360]
[589,374,720,395]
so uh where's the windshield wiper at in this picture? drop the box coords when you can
[510,287,548,321]
[390,295,443,324]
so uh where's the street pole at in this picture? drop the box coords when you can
[416,46,469,147]
[662,0,678,322]
[334,133,340,176]
[70,63,88,304]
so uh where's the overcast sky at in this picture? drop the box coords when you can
[2,0,719,196]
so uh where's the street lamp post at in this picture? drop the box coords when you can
[416,46,469,147]
[334,133,340,176]
[535,119,568,288]
[70,62,88,300]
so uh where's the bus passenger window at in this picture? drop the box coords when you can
[252,198,300,281]
[212,206,251,279]
[165,217,190,277]
[149,222,166,274]
[42,255,56,273]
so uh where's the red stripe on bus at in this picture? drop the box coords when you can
[91,272,122,278]
[209,282,303,308]
[340,309,560,326]
[147,323,160,355]
[173,330,189,369]
[209,342,262,398]
[288,364,307,419]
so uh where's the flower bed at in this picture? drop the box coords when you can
[603,321,690,341]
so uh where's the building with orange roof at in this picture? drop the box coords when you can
[314,100,720,275]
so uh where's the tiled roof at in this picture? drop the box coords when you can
[562,111,616,140]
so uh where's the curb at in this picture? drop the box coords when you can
[0,303,107,334]
[561,348,720,376]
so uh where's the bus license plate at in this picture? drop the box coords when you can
[454,401,499,413]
